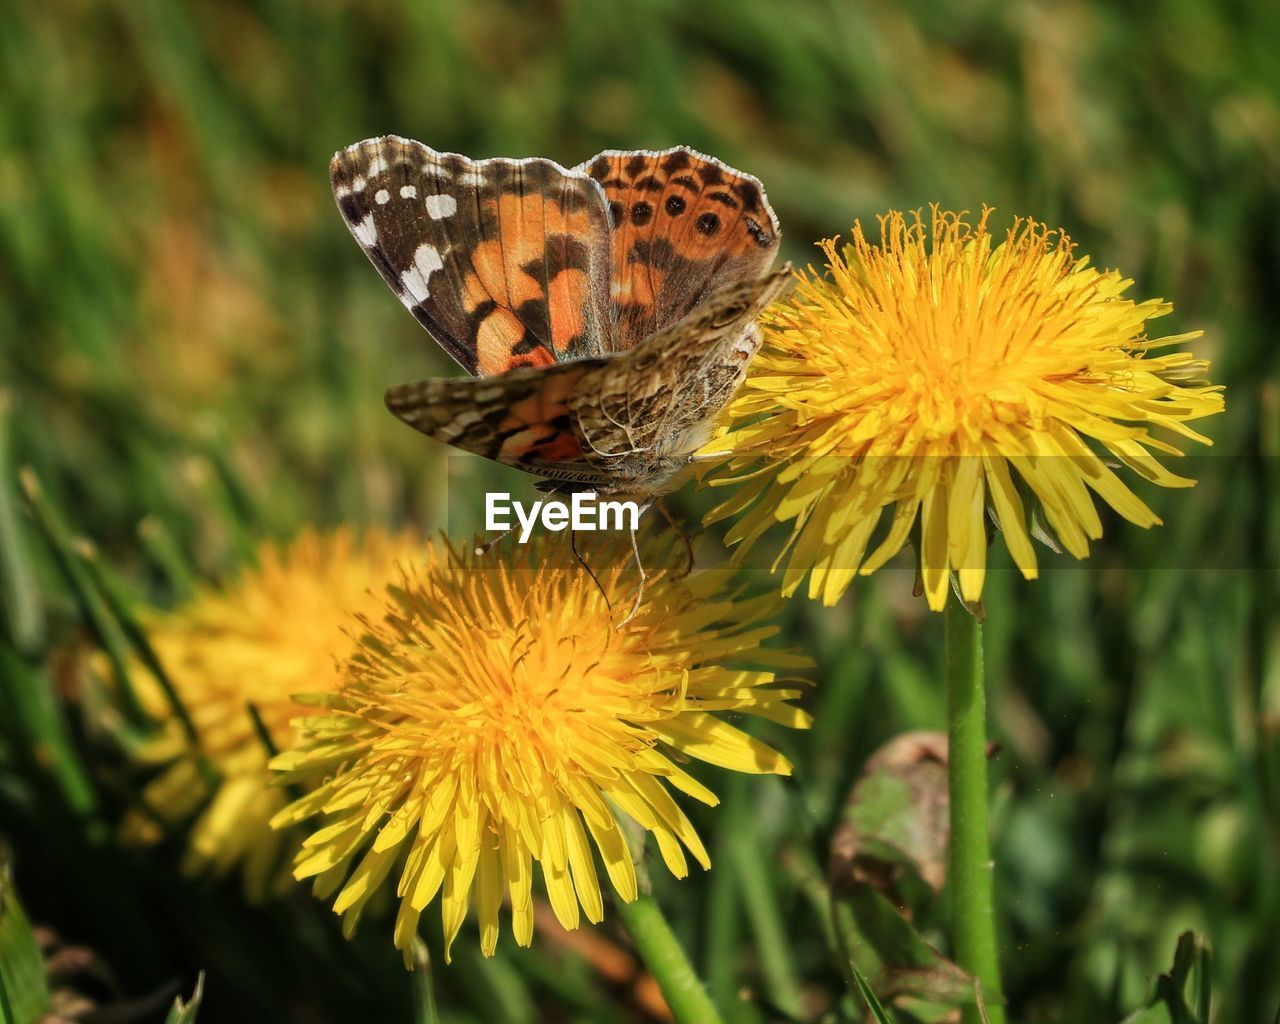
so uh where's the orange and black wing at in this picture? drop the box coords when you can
[577,147,780,352]
[384,361,612,487]
[332,136,613,376]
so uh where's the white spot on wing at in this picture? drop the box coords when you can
[353,214,377,246]
[375,188,390,205]
[352,176,367,192]
[400,244,444,302]
[400,185,418,199]
[425,194,457,219]
[367,156,387,176]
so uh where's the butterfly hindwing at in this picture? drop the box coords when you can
[385,362,611,486]
[332,136,614,376]
[385,268,788,492]
[572,266,791,469]
[577,147,781,353]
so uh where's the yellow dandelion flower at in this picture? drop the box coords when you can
[705,207,1225,610]
[123,527,423,899]
[268,535,810,964]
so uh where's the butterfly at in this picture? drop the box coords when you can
[330,136,785,503]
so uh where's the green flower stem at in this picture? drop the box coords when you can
[410,939,441,1024]
[945,600,1006,1024]
[615,892,726,1024]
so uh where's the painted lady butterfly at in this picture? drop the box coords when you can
[330,135,785,502]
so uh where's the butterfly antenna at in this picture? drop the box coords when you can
[655,498,695,579]
[571,528,611,611]
[475,528,512,556]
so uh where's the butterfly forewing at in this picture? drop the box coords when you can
[332,136,613,375]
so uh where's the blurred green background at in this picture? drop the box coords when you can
[1,0,1277,1021]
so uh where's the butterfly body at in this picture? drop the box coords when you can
[331,136,784,500]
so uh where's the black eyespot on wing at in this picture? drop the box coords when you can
[665,195,687,216]
[631,201,653,226]
[696,212,721,235]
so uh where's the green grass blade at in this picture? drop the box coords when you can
[18,469,150,728]
[848,959,893,1024]
[73,537,209,767]
[728,830,806,1020]
[0,645,100,823]
[830,893,892,1024]
[0,854,51,1024]
[163,972,204,1024]
[137,516,195,601]
[0,395,44,655]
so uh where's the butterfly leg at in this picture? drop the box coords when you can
[571,527,611,611]
[654,498,695,579]
[617,501,654,628]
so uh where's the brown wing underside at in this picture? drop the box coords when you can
[386,268,791,490]
[384,361,611,485]
[572,265,792,466]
